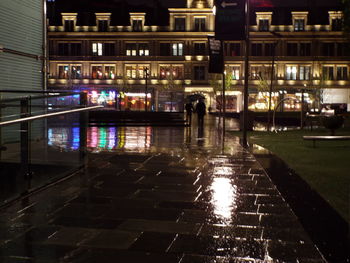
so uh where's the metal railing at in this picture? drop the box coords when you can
[0,90,103,207]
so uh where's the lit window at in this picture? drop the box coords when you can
[58,65,69,79]
[172,43,183,56]
[92,66,103,79]
[322,66,334,80]
[104,66,115,79]
[286,66,297,80]
[71,65,82,79]
[231,67,240,80]
[337,66,348,80]
[299,66,310,80]
[92,43,103,56]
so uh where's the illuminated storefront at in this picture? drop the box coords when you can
[248,90,317,112]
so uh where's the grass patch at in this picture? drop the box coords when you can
[231,127,350,223]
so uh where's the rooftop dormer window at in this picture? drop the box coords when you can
[98,20,108,32]
[174,18,186,32]
[331,18,343,31]
[64,20,74,32]
[294,19,305,31]
[258,19,269,31]
[132,19,142,32]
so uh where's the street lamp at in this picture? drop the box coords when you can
[144,67,149,111]
[267,32,282,131]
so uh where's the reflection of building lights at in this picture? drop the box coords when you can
[210,177,237,225]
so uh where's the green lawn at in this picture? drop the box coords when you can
[232,126,350,223]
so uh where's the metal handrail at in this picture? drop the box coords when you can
[0,92,78,104]
[0,105,103,127]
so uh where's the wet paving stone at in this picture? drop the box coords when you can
[105,207,181,221]
[53,204,110,219]
[51,217,123,229]
[134,189,200,202]
[79,249,182,263]
[82,230,140,249]
[199,225,263,240]
[118,219,201,235]
[157,201,208,210]
[0,242,77,261]
[129,231,176,252]
[44,227,99,246]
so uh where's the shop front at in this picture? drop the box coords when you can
[184,87,214,112]
[248,90,318,112]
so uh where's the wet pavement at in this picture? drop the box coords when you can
[0,116,327,262]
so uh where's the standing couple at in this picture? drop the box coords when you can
[185,99,206,126]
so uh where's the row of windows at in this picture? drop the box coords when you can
[52,42,349,57]
[55,64,349,81]
[63,17,207,32]
[258,18,343,32]
[62,16,343,33]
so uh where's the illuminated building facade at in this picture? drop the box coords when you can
[47,0,349,112]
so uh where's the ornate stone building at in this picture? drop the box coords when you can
[47,0,349,112]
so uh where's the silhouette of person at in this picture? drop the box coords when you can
[185,102,194,125]
[195,99,206,127]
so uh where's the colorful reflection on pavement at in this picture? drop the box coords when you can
[48,126,153,152]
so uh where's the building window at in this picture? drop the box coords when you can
[160,43,171,56]
[230,66,240,80]
[160,65,184,79]
[174,18,186,31]
[337,66,348,80]
[322,66,334,80]
[71,65,82,79]
[126,44,137,56]
[300,43,311,56]
[98,20,108,32]
[264,43,275,56]
[104,66,115,79]
[286,66,297,80]
[58,65,69,79]
[287,43,298,56]
[322,43,335,56]
[194,43,206,55]
[251,66,271,80]
[64,20,74,32]
[138,44,149,56]
[194,18,206,32]
[58,43,81,56]
[331,18,343,31]
[126,43,149,56]
[258,19,269,31]
[194,66,205,80]
[92,43,103,56]
[126,65,149,79]
[172,43,184,56]
[132,19,142,31]
[58,43,69,56]
[225,43,240,56]
[294,19,305,31]
[92,66,103,79]
[299,66,311,80]
[251,43,263,56]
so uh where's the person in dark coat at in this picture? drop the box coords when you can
[195,99,206,127]
[185,102,194,124]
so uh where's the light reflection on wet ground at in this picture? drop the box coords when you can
[0,115,326,262]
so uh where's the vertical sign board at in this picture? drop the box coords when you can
[215,0,246,40]
[208,36,224,74]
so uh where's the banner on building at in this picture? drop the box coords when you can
[208,36,224,74]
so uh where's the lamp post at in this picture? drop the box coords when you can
[144,67,149,112]
[267,32,282,131]
[242,0,250,147]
